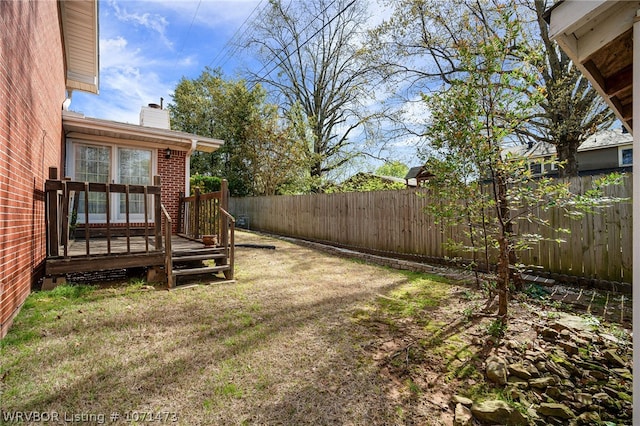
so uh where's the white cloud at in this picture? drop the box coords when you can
[108,0,173,48]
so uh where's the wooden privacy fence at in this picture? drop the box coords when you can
[230,175,632,284]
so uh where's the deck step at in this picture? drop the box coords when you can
[172,253,226,262]
[172,247,226,257]
[172,265,229,277]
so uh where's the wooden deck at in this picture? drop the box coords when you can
[62,235,205,257]
[44,172,234,285]
[45,235,207,276]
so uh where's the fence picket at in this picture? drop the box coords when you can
[230,175,632,283]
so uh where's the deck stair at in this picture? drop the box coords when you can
[170,246,232,283]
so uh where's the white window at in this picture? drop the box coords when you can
[118,148,152,218]
[68,141,156,223]
[619,147,633,166]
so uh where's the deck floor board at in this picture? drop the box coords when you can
[63,235,205,257]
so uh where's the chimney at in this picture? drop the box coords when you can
[140,102,170,129]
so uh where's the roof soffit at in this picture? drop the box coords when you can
[548,0,638,132]
[59,0,99,94]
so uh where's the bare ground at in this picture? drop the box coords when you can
[1,230,630,425]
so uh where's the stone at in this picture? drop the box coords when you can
[451,395,473,407]
[602,349,626,368]
[588,370,608,380]
[592,392,610,403]
[575,393,593,406]
[471,400,527,426]
[529,376,556,389]
[546,360,571,379]
[611,368,633,380]
[486,356,508,385]
[538,402,576,419]
[507,376,529,389]
[453,403,473,426]
[523,361,540,377]
[545,386,562,401]
[508,363,532,380]
[552,313,595,333]
[575,411,601,425]
[540,327,559,340]
[557,340,579,355]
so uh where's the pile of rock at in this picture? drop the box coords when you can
[453,313,632,425]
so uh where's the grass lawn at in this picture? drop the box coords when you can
[1,231,455,425]
[2,230,629,425]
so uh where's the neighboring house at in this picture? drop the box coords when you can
[0,1,226,338]
[503,128,633,176]
[404,166,435,187]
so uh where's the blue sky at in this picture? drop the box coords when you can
[70,0,421,171]
[71,0,263,124]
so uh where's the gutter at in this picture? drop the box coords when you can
[185,139,198,196]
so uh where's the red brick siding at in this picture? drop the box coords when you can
[0,2,66,337]
[157,149,186,234]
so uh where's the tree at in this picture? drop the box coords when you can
[372,0,614,177]
[521,0,614,177]
[421,2,621,319]
[244,103,314,195]
[245,0,381,188]
[169,68,310,196]
[376,161,409,179]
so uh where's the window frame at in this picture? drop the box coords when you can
[66,140,157,223]
[619,146,633,167]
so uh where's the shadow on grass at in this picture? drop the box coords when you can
[3,242,423,424]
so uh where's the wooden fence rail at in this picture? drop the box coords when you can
[230,175,633,284]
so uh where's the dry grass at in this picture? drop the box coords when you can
[2,231,453,425]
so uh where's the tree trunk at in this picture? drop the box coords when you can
[497,234,510,317]
[495,172,511,317]
[556,137,581,178]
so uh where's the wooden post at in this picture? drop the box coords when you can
[61,180,70,257]
[105,184,111,254]
[177,192,184,235]
[154,175,162,250]
[46,168,59,256]
[125,184,131,253]
[220,179,229,250]
[194,186,201,239]
[84,182,90,256]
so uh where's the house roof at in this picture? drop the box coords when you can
[63,111,224,153]
[503,128,632,160]
[59,0,99,94]
[546,1,636,131]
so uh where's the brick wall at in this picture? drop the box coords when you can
[0,2,66,337]
[157,149,186,234]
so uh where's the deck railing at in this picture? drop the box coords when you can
[160,204,174,288]
[45,167,163,258]
[178,179,235,279]
[178,179,229,242]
